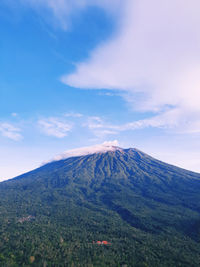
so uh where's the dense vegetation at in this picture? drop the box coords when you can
[0,148,200,266]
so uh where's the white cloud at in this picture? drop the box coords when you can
[46,140,120,162]
[62,0,200,132]
[38,117,72,138]
[84,108,200,135]
[120,109,184,132]
[0,123,22,141]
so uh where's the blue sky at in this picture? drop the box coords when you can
[1,0,200,180]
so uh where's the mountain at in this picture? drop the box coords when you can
[0,146,200,266]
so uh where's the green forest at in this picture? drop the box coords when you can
[0,149,200,266]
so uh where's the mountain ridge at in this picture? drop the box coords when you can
[0,147,200,266]
[6,147,200,183]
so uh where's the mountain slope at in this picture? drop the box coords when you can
[0,148,200,266]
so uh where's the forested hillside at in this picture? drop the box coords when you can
[0,148,200,266]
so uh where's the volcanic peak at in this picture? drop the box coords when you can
[48,140,123,162]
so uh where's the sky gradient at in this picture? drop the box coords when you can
[1,0,200,181]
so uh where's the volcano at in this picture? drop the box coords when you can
[0,145,200,266]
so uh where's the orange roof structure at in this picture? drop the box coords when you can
[94,240,111,245]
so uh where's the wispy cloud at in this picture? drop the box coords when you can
[18,0,122,29]
[62,0,200,133]
[11,112,18,117]
[38,117,72,138]
[38,113,180,141]
[85,116,118,138]
[0,122,22,141]
[84,108,200,136]
[46,140,120,162]
[64,112,83,118]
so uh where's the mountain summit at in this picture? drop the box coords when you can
[0,146,200,266]
[47,140,121,162]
